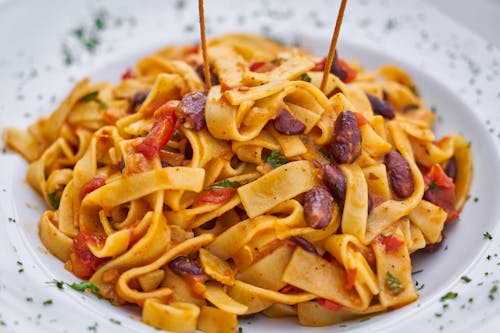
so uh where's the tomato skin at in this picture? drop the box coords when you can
[424,164,454,189]
[311,58,326,72]
[196,188,236,204]
[310,56,357,83]
[338,58,356,83]
[135,101,178,159]
[121,68,134,80]
[354,112,368,127]
[71,232,107,279]
[423,163,458,222]
[79,176,106,200]
[279,284,297,294]
[249,62,266,72]
[382,234,404,253]
[318,298,342,311]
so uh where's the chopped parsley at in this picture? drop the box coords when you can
[26,297,33,302]
[386,272,404,295]
[489,285,498,300]
[483,232,493,240]
[429,180,440,190]
[48,191,62,209]
[412,269,423,275]
[47,279,99,294]
[207,179,241,190]
[43,299,53,305]
[88,322,98,332]
[47,279,65,290]
[301,73,312,83]
[416,283,425,291]
[238,328,243,333]
[359,316,371,322]
[440,291,458,302]
[109,318,121,325]
[68,281,99,294]
[461,275,472,283]
[265,151,288,168]
[79,91,109,109]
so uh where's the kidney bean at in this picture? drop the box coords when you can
[322,164,347,208]
[196,64,219,87]
[330,110,362,164]
[330,51,347,81]
[304,187,333,229]
[444,156,457,182]
[366,93,395,119]
[168,255,204,275]
[129,89,150,112]
[384,151,415,198]
[273,108,306,135]
[291,236,318,255]
[176,91,207,130]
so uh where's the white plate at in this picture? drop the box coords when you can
[1,0,500,332]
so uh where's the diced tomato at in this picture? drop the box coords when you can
[195,188,236,205]
[312,58,326,72]
[424,164,454,190]
[71,232,108,279]
[185,45,199,55]
[354,112,368,127]
[382,234,404,253]
[423,164,458,222]
[249,62,266,72]
[279,284,297,294]
[135,101,178,159]
[79,176,106,200]
[338,58,356,83]
[318,298,342,311]
[249,61,277,73]
[345,268,357,290]
[121,68,134,80]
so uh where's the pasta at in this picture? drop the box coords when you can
[3,33,473,331]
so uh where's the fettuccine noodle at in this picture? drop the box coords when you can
[3,34,472,332]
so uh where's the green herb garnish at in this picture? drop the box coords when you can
[207,179,241,190]
[440,291,458,302]
[412,269,423,275]
[109,318,121,325]
[461,276,472,283]
[489,285,498,300]
[265,151,288,168]
[48,191,62,209]
[483,232,493,240]
[47,279,65,290]
[47,279,99,294]
[43,299,53,305]
[386,272,404,295]
[429,180,440,190]
[79,91,109,109]
[68,281,99,294]
[301,73,312,83]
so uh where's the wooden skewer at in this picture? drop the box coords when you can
[198,0,211,90]
[320,0,348,92]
